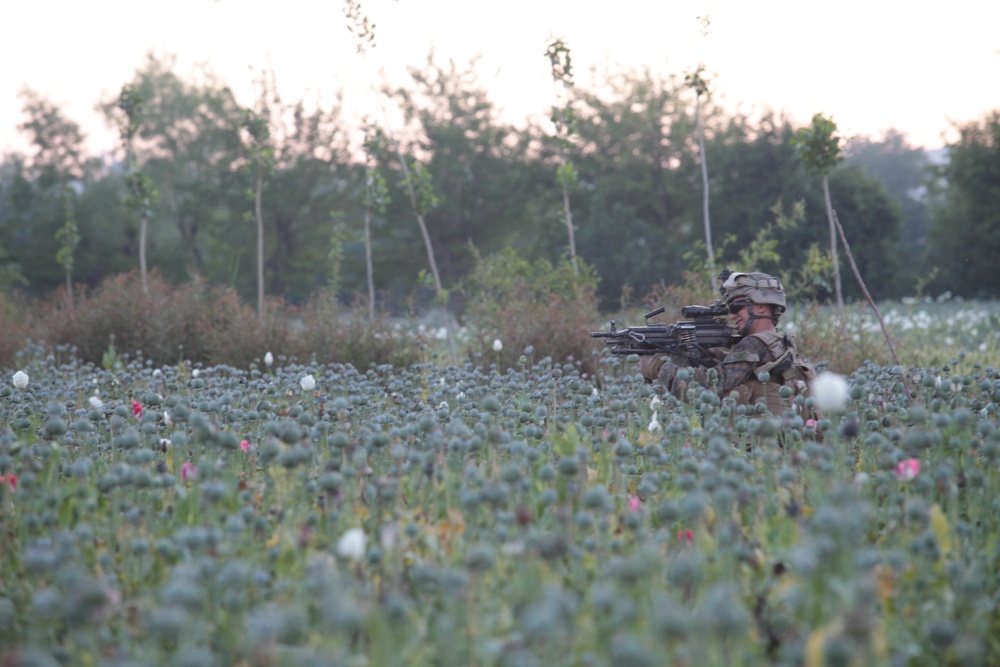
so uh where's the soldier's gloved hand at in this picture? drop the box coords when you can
[706,347,729,361]
[638,355,666,381]
[657,360,680,387]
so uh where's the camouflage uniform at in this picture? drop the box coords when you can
[643,270,814,417]
[652,330,803,414]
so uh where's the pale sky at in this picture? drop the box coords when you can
[2,0,998,158]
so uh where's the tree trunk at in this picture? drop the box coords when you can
[256,171,265,320]
[396,152,456,364]
[823,175,843,311]
[695,93,716,294]
[562,184,578,275]
[139,213,148,294]
[65,267,74,309]
[364,199,375,321]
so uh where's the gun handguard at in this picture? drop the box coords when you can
[590,301,739,368]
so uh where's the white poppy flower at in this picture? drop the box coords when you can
[264,351,274,367]
[647,410,661,433]
[492,339,503,352]
[810,372,850,413]
[300,374,317,392]
[12,370,28,389]
[337,527,366,561]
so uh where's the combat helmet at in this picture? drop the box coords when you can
[719,269,786,317]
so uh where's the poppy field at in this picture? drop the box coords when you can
[1,302,999,667]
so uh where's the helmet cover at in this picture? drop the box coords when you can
[719,270,786,314]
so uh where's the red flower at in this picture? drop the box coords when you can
[132,400,144,418]
[0,474,17,492]
[676,528,694,544]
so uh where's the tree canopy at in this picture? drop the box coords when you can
[1,52,992,313]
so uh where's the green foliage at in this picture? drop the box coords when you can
[54,188,80,276]
[461,247,601,372]
[783,244,835,305]
[681,198,805,297]
[362,125,391,202]
[408,159,439,216]
[0,270,435,371]
[101,337,122,372]
[928,110,1000,298]
[116,83,159,217]
[2,301,999,666]
[545,36,577,140]
[792,113,843,176]
[845,130,932,277]
[1,52,993,309]
[555,160,578,191]
[294,290,431,368]
[327,215,349,293]
[122,171,158,217]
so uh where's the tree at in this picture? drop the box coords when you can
[343,2,444,297]
[567,68,705,304]
[546,36,580,275]
[685,15,717,293]
[116,83,158,293]
[380,54,548,288]
[793,113,845,310]
[16,88,87,186]
[5,91,106,296]
[845,131,932,293]
[104,53,245,283]
[361,123,391,318]
[55,187,81,307]
[928,111,1000,298]
[240,71,277,319]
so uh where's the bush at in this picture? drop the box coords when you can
[292,290,431,369]
[25,271,292,369]
[0,291,32,369]
[461,248,602,374]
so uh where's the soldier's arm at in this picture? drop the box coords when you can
[656,336,771,398]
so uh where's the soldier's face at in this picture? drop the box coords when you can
[728,299,750,329]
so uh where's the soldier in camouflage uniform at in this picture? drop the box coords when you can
[639,270,815,416]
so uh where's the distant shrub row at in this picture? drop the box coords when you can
[6,253,980,377]
[1,252,605,374]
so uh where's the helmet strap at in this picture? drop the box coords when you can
[736,309,778,338]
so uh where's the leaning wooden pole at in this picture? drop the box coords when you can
[832,209,912,401]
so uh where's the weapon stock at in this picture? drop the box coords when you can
[590,301,738,367]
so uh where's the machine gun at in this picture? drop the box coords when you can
[590,301,739,367]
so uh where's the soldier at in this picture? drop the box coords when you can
[639,269,815,415]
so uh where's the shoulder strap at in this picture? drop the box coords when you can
[750,331,792,375]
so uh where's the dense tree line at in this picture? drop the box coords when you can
[1,52,995,313]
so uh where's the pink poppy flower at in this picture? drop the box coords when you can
[180,461,197,482]
[676,528,694,544]
[894,458,921,482]
[805,419,818,429]
[132,400,144,418]
[240,440,249,452]
[627,495,642,512]
[0,474,17,492]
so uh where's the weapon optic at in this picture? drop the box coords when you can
[590,300,738,367]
